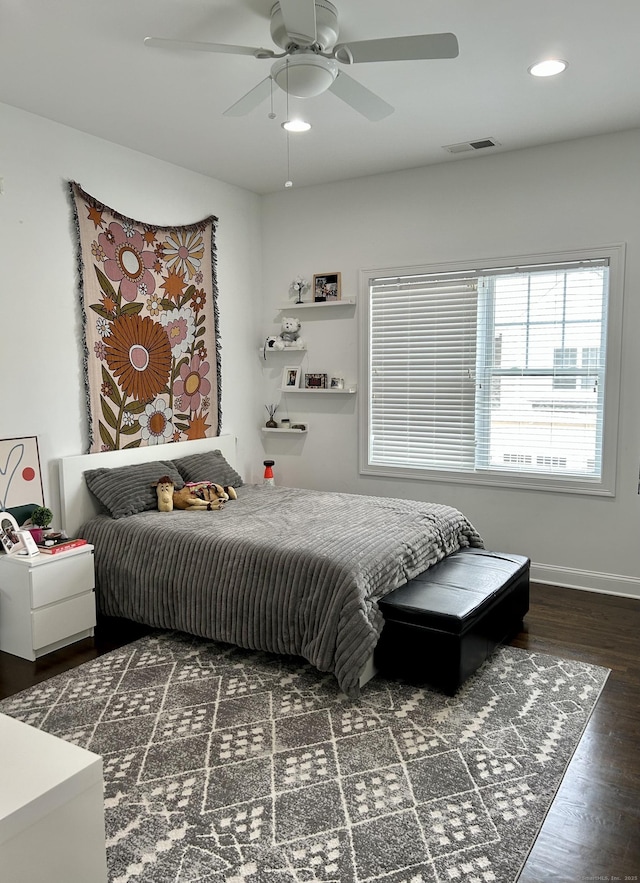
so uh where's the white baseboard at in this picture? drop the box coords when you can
[531,562,640,599]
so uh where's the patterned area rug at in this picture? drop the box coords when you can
[0,633,608,883]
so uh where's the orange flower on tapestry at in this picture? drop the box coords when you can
[70,182,220,453]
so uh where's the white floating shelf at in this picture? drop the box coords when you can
[261,427,308,434]
[277,299,355,310]
[258,346,307,354]
[280,386,357,394]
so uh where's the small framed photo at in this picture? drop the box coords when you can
[313,272,341,302]
[0,512,22,554]
[330,377,344,389]
[282,366,301,389]
[305,373,328,389]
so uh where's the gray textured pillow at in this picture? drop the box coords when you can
[84,460,184,519]
[174,450,243,488]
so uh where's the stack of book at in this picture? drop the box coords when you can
[36,537,88,556]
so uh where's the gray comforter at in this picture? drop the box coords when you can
[81,485,483,696]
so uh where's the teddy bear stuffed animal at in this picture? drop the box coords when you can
[273,317,305,350]
[154,477,236,512]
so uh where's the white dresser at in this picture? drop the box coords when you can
[0,546,96,660]
[0,712,108,882]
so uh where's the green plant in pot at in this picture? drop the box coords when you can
[29,505,53,544]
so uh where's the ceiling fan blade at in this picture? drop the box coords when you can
[277,0,317,44]
[333,32,459,64]
[223,77,273,117]
[328,71,394,122]
[144,36,274,58]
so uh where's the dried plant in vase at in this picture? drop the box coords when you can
[265,404,278,428]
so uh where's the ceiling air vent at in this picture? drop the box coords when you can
[443,137,501,154]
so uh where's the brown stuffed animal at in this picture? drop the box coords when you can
[154,476,236,512]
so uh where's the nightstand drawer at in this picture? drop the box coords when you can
[32,592,96,650]
[30,552,95,608]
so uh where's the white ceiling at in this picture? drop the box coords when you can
[2,0,639,195]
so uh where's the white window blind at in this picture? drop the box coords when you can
[366,255,614,490]
[369,275,478,470]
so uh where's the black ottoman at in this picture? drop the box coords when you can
[374,548,530,694]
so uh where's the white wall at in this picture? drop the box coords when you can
[261,130,640,597]
[0,102,263,522]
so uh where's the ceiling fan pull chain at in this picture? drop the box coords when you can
[268,77,276,119]
[285,60,293,188]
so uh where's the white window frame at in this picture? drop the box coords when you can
[359,245,625,496]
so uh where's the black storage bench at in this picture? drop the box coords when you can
[374,547,530,694]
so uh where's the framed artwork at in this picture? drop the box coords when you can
[313,272,341,302]
[330,377,345,389]
[305,373,328,389]
[282,366,301,389]
[0,436,45,511]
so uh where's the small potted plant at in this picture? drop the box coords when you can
[28,505,53,544]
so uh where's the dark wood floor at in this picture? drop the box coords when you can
[1,583,638,882]
[512,584,640,883]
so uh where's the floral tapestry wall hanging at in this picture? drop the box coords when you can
[70,182,221,453]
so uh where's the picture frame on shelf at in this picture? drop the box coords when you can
[330,377,345,389]
[305,373,328,389]
[313,272,341,302]
[282,366,301,389]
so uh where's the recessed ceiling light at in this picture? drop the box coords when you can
[282,119,312,133]
[528,59,568,77]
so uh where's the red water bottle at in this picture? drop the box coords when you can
[263,459,275,487]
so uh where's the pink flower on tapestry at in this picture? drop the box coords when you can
[161,307,196,358]
[174,354,211,412]
[99,221,157,302]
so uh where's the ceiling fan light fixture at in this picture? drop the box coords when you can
[282,119,312,132]
[271,53,338,98]
[528,58,568,77]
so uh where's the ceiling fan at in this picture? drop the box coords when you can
[144,0,458,121]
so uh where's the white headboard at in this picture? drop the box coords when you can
[59,435,238,537]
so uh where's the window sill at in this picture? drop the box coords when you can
[360,462,615,497]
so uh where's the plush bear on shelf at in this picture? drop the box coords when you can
[273,316,305,350]
[154,476,237,512]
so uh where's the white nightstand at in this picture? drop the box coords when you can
[0,545,96,661]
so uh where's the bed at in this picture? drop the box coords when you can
[59,436,484,696]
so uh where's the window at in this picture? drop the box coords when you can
[361,247,624,495]
[552,347,578,390]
